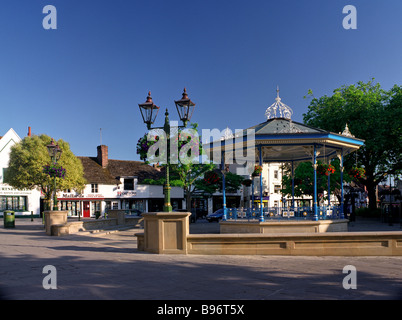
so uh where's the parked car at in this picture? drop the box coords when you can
[127,209,143,216]
[206,209,224,222]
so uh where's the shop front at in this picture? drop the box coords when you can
[58,193,105,218]
[0,186,41,217]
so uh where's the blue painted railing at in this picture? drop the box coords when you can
[226,206,343,221]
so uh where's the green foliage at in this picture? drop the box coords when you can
[136,122,244,210]
[5,135,86,200]
[136,123,203,165]
[194,170,244,196]
[302,79,402,208]
[282,159,351,200]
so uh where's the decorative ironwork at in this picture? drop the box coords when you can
[265,86,293,120]
[340,123,355,137]
[225,206,342,221]
[220,127,234,140]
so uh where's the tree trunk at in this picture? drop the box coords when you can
[186,192,192,212]
[366,181,378,211]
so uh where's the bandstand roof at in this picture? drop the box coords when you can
[203,89,365,165]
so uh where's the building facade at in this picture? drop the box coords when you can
[58,145,184,218]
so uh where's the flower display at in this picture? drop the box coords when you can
[136,134,159,161]
[252,165,263,176]
[317,163,335,176]
[43,164,66,179]
[349,167,365,179]
[204,171,220,184]
[136,131,202,163]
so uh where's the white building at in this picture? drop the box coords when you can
[0,128,41,217]
[250,163,314,208]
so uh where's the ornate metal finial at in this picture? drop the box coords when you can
[221,127,234,141]
[340,123,355,137]
[146,91,152,102]
[265,86,293,120]
[182,87,188,99]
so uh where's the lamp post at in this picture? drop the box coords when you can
[46,139,62,211]
[138,89,196,212]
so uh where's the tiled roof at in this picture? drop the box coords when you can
[78,157,163,185]
[107,159,163,182]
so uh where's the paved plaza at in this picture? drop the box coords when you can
[0,218,401,301]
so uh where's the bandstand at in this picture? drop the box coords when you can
[136,89,402,255]
[203,88,365,232]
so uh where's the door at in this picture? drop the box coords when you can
[83,201,90,218]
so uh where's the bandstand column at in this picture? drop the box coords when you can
[327,170,331,207]
[339,151,345,219]
[251,177,255,208]
[291,161,295,209]
[313,144,318,221]
[222,151,227,221]
[258,145,264,222]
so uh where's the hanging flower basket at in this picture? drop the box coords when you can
[326,164,335,175]
[317,163,335,176]
[136,134,159,161]
[252,165,263,176]
[43,164,66,179]
[348,167,365,179]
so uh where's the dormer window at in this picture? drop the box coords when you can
[124,178,134,191]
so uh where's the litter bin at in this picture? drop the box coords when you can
[3,211,15,228]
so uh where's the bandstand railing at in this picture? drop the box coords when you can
[225,206,343,221]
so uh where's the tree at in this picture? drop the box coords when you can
[281,159,351,204]
[303,79,402,210]
[171,162,217,212]
[5,134,86,209]
[137,124,244,212]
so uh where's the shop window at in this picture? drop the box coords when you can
[0,196,27,211]
[91,201,101,215]
[105,201,111,212]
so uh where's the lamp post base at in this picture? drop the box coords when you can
[163,184,172,212]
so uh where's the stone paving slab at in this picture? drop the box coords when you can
[0,218,401,300]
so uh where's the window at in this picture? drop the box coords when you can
[274,170,279,179]
[2,168,8,183]
[0,196,27,211]
[124,178,134,190]
[91,184,98,193]
[274,185,281,194]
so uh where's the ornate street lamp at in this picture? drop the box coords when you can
[46,139,62,210]
[174,87,196,128]
[138,88,196,212]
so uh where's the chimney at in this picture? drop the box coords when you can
[27,127,31,137]
[97,145,108,168]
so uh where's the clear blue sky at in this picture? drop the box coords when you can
[0,0,401,161]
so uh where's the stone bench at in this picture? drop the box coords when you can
[135,212,402,256]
